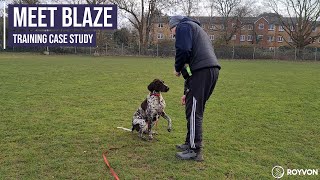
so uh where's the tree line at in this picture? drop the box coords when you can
[1,0,320,58]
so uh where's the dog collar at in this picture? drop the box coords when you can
[150,92,161,97]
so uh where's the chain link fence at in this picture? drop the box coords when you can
[1,44,320,61]
[213,46,320,61]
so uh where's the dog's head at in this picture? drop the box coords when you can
[147,79,169,93]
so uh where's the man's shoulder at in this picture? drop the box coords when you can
[180,20,198,27]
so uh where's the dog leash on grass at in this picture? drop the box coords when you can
[102,151,120,180]
[117,127,132,131]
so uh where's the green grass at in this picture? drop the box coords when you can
[0,53,319,179]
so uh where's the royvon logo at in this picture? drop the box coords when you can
[272,166,318,179]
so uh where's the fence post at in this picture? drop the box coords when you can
[253,47,256,59]
[273,47,276,59]
[232,46,235,59]
[295,47,297,61]
[315,47,317,61]
[121,43,124,55]
[138,41,141,56]
[157,43,159,57]
[105,43,108,55]
[3,2,6,50]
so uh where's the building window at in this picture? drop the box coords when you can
[248,25,253,30]
[267,36,274,42]
[279,25,284,32]
[277,36,283,42]
[231,35,236,40]
[209,35,214,41]
[241,25,246,30]
[158,23,163,28]
[259,23,264,29]
[220,24,225,30]
[288,37,293,42]
[268,24,274,30]
[247,35,253,41]
[258,35,263,41]
[170,34,175,39]
[240,35,246,41]
[209,24,215,30]
[157,33,164,39]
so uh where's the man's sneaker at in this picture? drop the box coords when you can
[176,149,204,162]
[194,151,204,162]
[176,143,189,151]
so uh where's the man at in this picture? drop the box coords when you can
[169,16,221,161]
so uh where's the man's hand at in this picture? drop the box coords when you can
[175,71,181,77]
[181,95,186,105]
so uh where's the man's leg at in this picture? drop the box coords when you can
[176,68,219,161]
[189,68,216,150]
[176,81,192,151]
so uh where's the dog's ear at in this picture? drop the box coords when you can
[148,80,156,92]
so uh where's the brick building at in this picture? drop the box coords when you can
[151,13,320,50]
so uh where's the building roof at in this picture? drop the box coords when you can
[153,14,320,26]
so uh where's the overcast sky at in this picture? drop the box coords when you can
[0,0,284,16]
[0,0,268,12]
[0,0,278,29]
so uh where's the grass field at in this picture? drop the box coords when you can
[0,53,319,179]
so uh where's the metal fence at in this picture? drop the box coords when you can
[214,46,320,61]
[1,44,320,61]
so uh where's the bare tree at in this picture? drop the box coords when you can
[52,0,108,4]
[110,0,170,54]
[52,0,85,4]
[82,0,114,53]
[175,0,201,16]
[67,0,84,4]
[212,0,241,18]
[209,0,245,45]
[53,0,111,54]
[267,0,320,57]
[12,0,40,4]
[85,0,108,4]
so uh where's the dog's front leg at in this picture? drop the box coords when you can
[161,112,172,132]
[148,120,153,140]
[146,116,153,140]
[138,129,143,138]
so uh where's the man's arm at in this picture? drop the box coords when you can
[175,23,193,73]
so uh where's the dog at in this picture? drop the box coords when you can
[132,79,172,140]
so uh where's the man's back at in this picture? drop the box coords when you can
[175,18,221,72]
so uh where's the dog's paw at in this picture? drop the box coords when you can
[141,136,148,141]
[148,135,154,140]
[138,132,144,138]
[167,127,172,132]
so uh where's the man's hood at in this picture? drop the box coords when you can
[180,17,201,26]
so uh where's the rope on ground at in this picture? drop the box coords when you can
[102,151,120,180]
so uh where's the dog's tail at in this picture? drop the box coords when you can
[117,127,132,132]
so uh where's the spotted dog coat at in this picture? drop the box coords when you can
[132,79,172,139]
